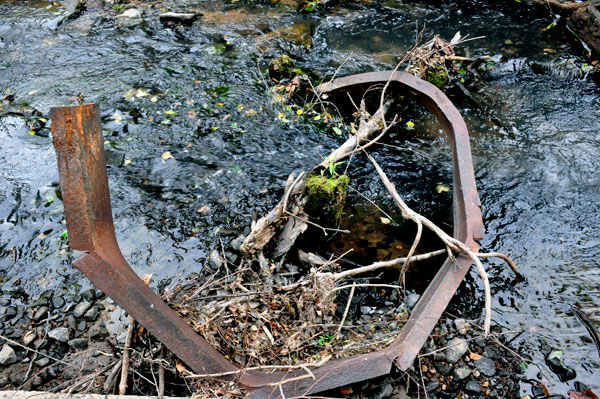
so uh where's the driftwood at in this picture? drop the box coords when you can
[240,98,396,257]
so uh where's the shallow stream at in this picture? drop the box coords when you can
[0,0,599,395]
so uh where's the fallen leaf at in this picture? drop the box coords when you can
[543,48,557,53]
[436,183,451,193]
[380,217,391,225]
[197,205,211,214]
[161,151,172,160]
[470,352,483,361]
[245,109,257,117]
[339,386,353,394]
[406,120,415,129]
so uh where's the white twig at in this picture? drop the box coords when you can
[336,282,356,337]
[367,153,492,335]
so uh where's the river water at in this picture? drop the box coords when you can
[0,0,599,395]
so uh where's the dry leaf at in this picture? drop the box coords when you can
[543,48,557,53]
[469,352,483,361]
[161,151,172,160]
[339,386,353,395]
[197,205,211,214]
[176,360,189,374]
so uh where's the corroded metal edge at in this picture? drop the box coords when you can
[50,69,483,399]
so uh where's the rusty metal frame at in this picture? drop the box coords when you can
[50,70,483,399]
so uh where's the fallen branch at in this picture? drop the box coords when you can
[366,153,493,336]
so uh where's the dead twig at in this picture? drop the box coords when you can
[367,153,493,336]
[336,282,356,337]
[119,315,136,395]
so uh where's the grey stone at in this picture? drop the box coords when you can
[360,306,374,315]
[32,376,43,386]
[81,288,96,301]
[159,12,198,25]
[104,148,125,167]
[0,344,17,365]
[436,364,452,376]
[475,356,496,377]
[4,306,17,320]
[209,249,224,269]
[73,301,92,318]
[426,381,440,392]
[118,8,142,19]
[405,293,420,309]
[69,338,88,350]
[33,338,46,349]
[453,365,471,380]
[32,306,49,322]
[375,383,393,399]
[230,234,245,251]
[444,337,468,363]
[568,6,600,56]
[48,327,69,343]
[454,318,468,335]
[465,379,481,394]
[84,306,99,321]
[23,331,36,346]
[77,321,87,331]
[66,315,76,330]
[35,357,50,367]
[0,299,9,306]
[52,296,65,309]
[116,8,142,27]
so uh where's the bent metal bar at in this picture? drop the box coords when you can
[50,70,483,399]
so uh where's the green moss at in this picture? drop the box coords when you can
[268,55,297,79]
[426,65,449,89]
[304,173,349,227]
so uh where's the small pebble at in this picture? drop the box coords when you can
[48,327,69,343]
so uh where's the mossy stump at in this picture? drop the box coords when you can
[303,172,349,227]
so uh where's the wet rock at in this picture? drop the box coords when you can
[360,306,374,315]
[32,306,48,322]
[475,356,497,377]
[0,344,17,365]
[4,306,17,320]
[453,365,471,380]
[33,338,46,349]
[116,8,142,27]
[444,337,468,363]
[465,379,481,394]
[69,338,88,350]
[84,306,98,321]
[23,331,36,346]
[231,234,245,251]
[48,327,69,343]
[52,296,65,309]
[546,354,577,382]
[35,357,50,367]
[73,301,92,318]
[159,12,198,26]
[568,6,600,56]
[81,288,96,302]
[426,381,440,392]
[105,148,125,167]
[209,249,224,269]
[66,315,76,330]
[436,364,452,376]
[454,318,469,335]
[405,293,420,309]
[375,383,393,399]
[88,320,107,339]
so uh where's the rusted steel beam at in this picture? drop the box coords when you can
[50,69,483,399]
[250,70,484,398]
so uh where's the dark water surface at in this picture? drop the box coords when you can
[1,0,599,394]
